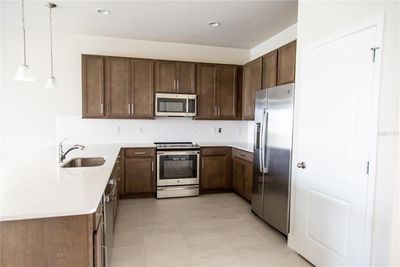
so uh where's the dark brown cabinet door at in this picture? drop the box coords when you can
[177,62,196,93]
[243,160,253,202]
[132,59,154,118]
[233,157,244,195]
[93,216,104,267]
[197,64,217,119]
[218,65,237,119]
[201,155,229,189]
[277,40,296,85]
[106,57,131,118]
[241,63,252,119]
[82,55,105,118]
[263,50,278,88]
[125,156,154,193]
[242,57,262,120]
[155,60,177,92]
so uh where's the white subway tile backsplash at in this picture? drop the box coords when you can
[56,116,251,144]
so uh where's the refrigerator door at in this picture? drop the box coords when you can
[261,84,294,234]
[251,89,268,217]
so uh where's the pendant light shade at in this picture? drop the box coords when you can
[14,0,35,82]
[14,64,35,81]
[45,76,58,89]
[45,2,58,89]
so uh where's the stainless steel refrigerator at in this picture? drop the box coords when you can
[252,83,295,235]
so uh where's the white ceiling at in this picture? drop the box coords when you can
[1,1,298,49]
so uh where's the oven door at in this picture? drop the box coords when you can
[157,150,199,186]
[155,93,196,117]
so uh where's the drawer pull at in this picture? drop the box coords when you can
[134,152,146,155]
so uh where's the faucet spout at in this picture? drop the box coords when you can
[59,143,85,163]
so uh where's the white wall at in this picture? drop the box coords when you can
[250,23,297,60]
[0,26,249,161]
[290,1,399,266]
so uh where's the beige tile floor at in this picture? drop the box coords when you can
[111,193,312,267]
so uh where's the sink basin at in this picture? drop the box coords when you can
[61,157,106,168]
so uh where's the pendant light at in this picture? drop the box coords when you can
[44,2,58,89]
[14,0,35,81]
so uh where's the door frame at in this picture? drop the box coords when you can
[288,13,384,266]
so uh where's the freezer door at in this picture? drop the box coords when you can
[261,84,294,234]
[251,89,268,217]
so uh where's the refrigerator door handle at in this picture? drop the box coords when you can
[262,111,269,173]
[260,109,268,173]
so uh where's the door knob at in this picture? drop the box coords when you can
[297,162,306,169]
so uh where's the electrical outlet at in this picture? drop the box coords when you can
[218,128,222,133]
[115,126,121,134]
[138,126,143,134]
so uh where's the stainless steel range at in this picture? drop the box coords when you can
[155,142,200,198]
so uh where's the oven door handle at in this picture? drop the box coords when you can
[157,151,199,155]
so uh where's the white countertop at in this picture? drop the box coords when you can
[0,142,252,222]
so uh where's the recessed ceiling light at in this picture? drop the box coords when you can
[96,9,111,15]
[208,21,221,27]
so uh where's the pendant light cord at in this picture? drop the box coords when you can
[48,5,54,78]
[21,0,27,65]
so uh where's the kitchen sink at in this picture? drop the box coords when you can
[61,157,106,168]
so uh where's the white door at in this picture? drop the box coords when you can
[293,23,381,266]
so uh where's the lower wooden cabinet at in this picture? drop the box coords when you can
[200,147,232,190]
[124,148,155,194]
[232,148,253,202]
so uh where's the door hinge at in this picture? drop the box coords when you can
[370,47,380,63]
[366,161,370,174]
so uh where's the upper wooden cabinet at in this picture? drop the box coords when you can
[262,50,278,88]
[155,60,196,93]
[277,40,296,85]
[105,57,154,119]
[242,57,262,120]
[82,55,105,118]
[196,63,238,120]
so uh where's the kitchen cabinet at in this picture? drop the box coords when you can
[200,147,232,190]
[82,55,105,118]
[196,64,238,120]
[277,40,296,85]
[124,148,155,194]
[232,148,253,202]
[155,60,196,93]
[106,57,131,118]
[106,57,154,119]
[242,57,262,120]
[262,50,278,88]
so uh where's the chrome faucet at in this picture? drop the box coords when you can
[58,138,85,163]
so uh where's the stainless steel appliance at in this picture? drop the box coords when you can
[103,177,117,266]
[155,93,196,117]
[155,142,200,198]
[252,83,295,235]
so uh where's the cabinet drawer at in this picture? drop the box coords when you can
[125,148,155,158]
[201,147,230,156]
[233,148,253,162]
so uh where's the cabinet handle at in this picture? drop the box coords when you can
[173,80,176,91]
[128,104,131,114]
[151,160,154,172]
[177,80,179,91]
[134,151,146,155]
[214,106,217,116]
[100,103,104,114]
[131,104,134,114]
[218,106,220,116]
[248,106,251,115]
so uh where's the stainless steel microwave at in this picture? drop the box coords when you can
[155,93,197,117]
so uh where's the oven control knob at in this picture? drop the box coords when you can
[177,180,180,183]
